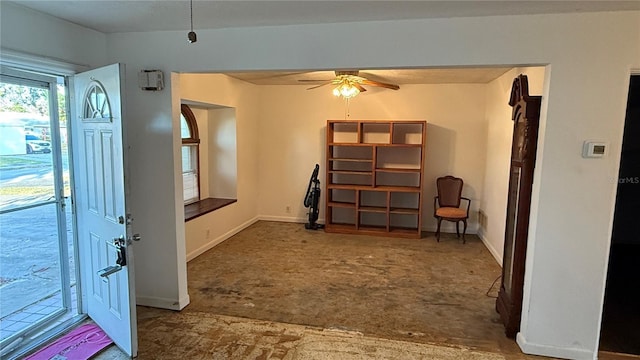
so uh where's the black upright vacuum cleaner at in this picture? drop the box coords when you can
[304,164,323,230]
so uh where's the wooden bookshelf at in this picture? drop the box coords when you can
[325,120,426,238]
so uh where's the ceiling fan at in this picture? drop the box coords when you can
[300,70,400,99]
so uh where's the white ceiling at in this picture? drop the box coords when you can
[226,68,514,85]
[9,1,640,34]
[8,1,636,85]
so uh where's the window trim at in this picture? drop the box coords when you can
[181,104,200,144]
[181,104,200,204]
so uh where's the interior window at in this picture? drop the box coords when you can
[181,104,200,204]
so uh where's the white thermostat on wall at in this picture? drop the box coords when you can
[582,140,607,158]
[138,69,164,91]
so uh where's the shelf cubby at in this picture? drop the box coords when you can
[328,190,356,209]
[392,123,424,145]
[331,122,359,143]
[330,173,373,186]
[359,190,387,209]
[390,192,420,214]
[359,212,388,231]
[330,145,372,159]
[361,123,391,144]
[375,172,421,188]
[330,207,356,228]
[376,146,422,170]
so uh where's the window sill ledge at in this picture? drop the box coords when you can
[185,197,237,222]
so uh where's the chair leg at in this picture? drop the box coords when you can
[462,220,468,244]
[456,221,460,238]
[436,218,442,242]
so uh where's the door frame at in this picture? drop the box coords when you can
[597,73,640,356]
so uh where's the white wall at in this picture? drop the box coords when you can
[0,2,106,71]
[256,84,488,234]
[4,4,640,358]
[479,67,546,263]
[208,108,238,199]
[104,11,640,359]
[180,74,260,260]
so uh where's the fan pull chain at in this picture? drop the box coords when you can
[344,98,351,119]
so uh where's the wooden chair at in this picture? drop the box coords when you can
[434,176,471,243]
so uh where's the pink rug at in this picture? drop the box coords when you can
[25,323,113,360]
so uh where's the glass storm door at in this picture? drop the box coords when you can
[0,67,74,353]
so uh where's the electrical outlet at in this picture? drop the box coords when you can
[285,205,291,213]
[205,229,210,239]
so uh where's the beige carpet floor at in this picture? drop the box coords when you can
[97,308,508,360]
[185,221,514,353]
[25,221,632,359]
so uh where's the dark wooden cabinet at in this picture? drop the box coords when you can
[496,75,541,337]
[324,120,426,238]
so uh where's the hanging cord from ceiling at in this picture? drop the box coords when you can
[187,0,197,43]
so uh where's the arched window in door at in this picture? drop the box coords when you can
[181,104,200,204]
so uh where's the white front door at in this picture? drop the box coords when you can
[72,63,137,357]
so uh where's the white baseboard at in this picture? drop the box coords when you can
[258,215,306,223]
[477,231,503,266]
[516,333,595,360]
[258,215,325,224]
[256,217,478,235]
[186,216,260,262]
[137,294,190,310]
[177,295,190,310]
[186,215,329,262]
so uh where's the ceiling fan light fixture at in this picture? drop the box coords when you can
[332,76,361,99]
[303,70,398,98]
[333,83,360,99]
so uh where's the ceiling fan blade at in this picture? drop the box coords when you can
[306,82,332,90]
[298,79,333,82]
[361,79,400,90]
[353,83,367,93]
